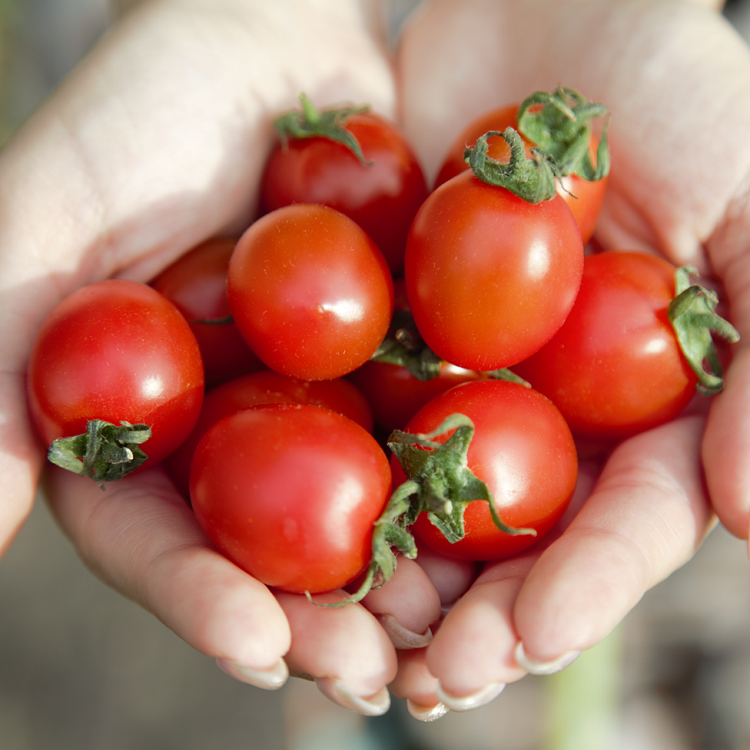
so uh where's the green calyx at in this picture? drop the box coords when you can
[273,92,372,165]
[387,414,536,543]
[668,266,740,395]
[370,308,443,381]
[47,420,152,486]
[464,127,562,204]
[516,85,610,181]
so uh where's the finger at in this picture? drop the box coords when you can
[46,465,292,685]
[514,415,713,664]
[389,647,448,723]
[411,542,478,614]
[275,590,397,716]
[361,555,442,649]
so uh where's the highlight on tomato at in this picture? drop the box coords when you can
[150,237,264,388]
[433,86,610,243]
[260,93,428,274]
[227,203,394,381]
[387,379,578,561]
[27,279,205,483]
[189,404,393,595]
[166,369,374,497]
[513,250,740,439]
[405,129,584,372]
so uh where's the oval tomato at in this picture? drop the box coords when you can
[190,404,392,594]
[150,238,263,388]
[391,380,578,561]
[27,279,204,473]
[404,170,583,371]
[166,369,374,496]
[513,251,704,439]
[434,103,608,243]
[227,204,394,381]
[260,106,428,274]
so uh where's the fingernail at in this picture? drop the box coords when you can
[314,676,390,716]
[406,699,449,722]
[216,656,288,690]
[435,681,505,712]
[514,640,580,675]
[377,614,433,649]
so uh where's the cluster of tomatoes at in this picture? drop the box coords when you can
[26,88,739,602]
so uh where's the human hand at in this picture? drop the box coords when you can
[388,0,750,717]
[0,0,441,715]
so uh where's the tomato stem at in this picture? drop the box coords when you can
[516,86,610,181]
[669,266,740,395]
[273,92,373,166]
[47,420,152,486]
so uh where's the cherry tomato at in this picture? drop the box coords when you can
[513,251,701,439]
[227,204,394,381]
[190,404,392,594]
[391,380,577,561]
[150,238,264,388]
[260,107,428,274]
[434,104,608,243]
[405,170,583,371]
[166,369,374,496]
[27,279,204,469]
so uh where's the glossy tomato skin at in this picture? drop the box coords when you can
[434,104,607,243]
[392,380,577,561]
[348,360,483,432]
[150,238,263,388]
[227,204,394,381]
[405,170,584,371]
[513,251,698,439]
[190,404,392,594]
[260,112,428,274]
[166,369,374,496]
[27,279,204,466]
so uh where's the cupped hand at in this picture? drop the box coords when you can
[0,0,442,715]
[389,0,750,716]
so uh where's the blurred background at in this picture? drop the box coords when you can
[2,1,750,749]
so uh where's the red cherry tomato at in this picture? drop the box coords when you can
[27,279,204,469]
[150,238,264,387]
[190,404,392,594]
[261,110,428,274]
[227,204,394,381]
[166,369,374,496]
[405,170,583,371]
[513,251,700,439]
[391,380,578,561]
[434,104,607,243]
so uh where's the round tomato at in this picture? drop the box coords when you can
[227,204,394,381]
[27,279,204,478]
[513,251,734,439]
[150,237,263,387]
[391,380,577,561]
[405,169,583,371]
[190,403,392,594]
[434,104,607,243]
[166,369,374,496]
[260,101,428,274]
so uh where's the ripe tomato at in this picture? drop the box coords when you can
[150,238,263,387]
[190,404,392,594]
[391,380,578,561]
[513,251,734,439]
[404,169,583,371]
[27,279,204,476]
[260,101,428,274]
[227,204,394,381]
[166,369,374,496]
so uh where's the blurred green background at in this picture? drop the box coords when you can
[2,2,750,749]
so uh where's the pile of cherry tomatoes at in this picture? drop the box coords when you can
[26,88,739,602]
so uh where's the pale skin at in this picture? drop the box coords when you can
[2,0,750,720]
